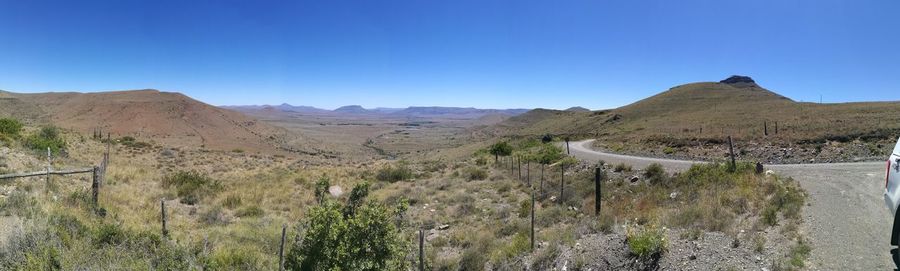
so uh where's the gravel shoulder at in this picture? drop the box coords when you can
[567,139,893,270]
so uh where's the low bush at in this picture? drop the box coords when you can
[458,237,492,271]
[762,205,778,226]
[376,163,414,183]
[787,238,811,269]
[614,163,632,172]
[235,205,265,218]
[119,136,152,148]
[162,171,221,205]
[1,190,38,218]
[518,199,531,218]
[94,222,127,246]
[25,126,66,154]
[627,224,667,259]
[463,166,488,181]
[530,242,560,270]
[221,194,243,209]
[285,182,409,270]
[490,233,530,262]
[201,206,229,225]
[643,163,667,185]
[0,118,23,138]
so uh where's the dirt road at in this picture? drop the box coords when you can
[567,139,893,270]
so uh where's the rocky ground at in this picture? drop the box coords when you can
[594,138,891,164]
[548,228,793,271]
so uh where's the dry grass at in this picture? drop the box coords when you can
[0,125,810,269]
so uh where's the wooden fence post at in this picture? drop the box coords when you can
[161,200,168,237]
[764,121,768,136]
[517,157,521,181]
[565,138,570,154]
[91,166,100,207]
[775,121,778,135]
[531,190,535,252]
[45,147,51,188]
[728,136,736,171]
[279,224,287,271]
[540,164,544,195]
[418,229,425,271]
[526,161,531,187]
[559,164,565,204]
[106,133,111,164]
[595,167,602,216]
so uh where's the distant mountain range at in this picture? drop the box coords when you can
[223,104,532,119]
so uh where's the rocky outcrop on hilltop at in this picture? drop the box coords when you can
[719,75,759,88]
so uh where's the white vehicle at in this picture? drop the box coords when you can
[884,137,900,267]
[885,138,900,214]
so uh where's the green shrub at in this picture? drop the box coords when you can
[25,126,66,154]
[94,223,127,246]
[614,163,632,172]
[0,190,38,218]
[662,146,676,155]
[491,233,530,262]
[207,246,265,270]
[762,205,778,226]
[120,136,152,148]
[537,144,565,165]
[627,224,667,259]
[530,242,560,270]
[162,171,221,205]
[643,163,667,185]
[458,239,491,271]
[235,205,265,218]
[201,206,229,225]
[787,238,811,268]
[463,166,488,181]
[518,199,531,218]
[376,163,413,183]
[772,179,805,220]
[221,194,243,209]
[753,234,766,253]
[285,182,408,270]
[0,118,23,136]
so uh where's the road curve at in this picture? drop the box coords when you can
[567,139,892,270]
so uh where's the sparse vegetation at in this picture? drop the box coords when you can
[0,102,815,270]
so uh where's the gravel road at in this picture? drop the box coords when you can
[567,139,893,270]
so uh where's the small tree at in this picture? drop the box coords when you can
[286,182,409,271]
[489,141,513,163]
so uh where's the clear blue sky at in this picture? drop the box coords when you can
[1,0,898,109]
